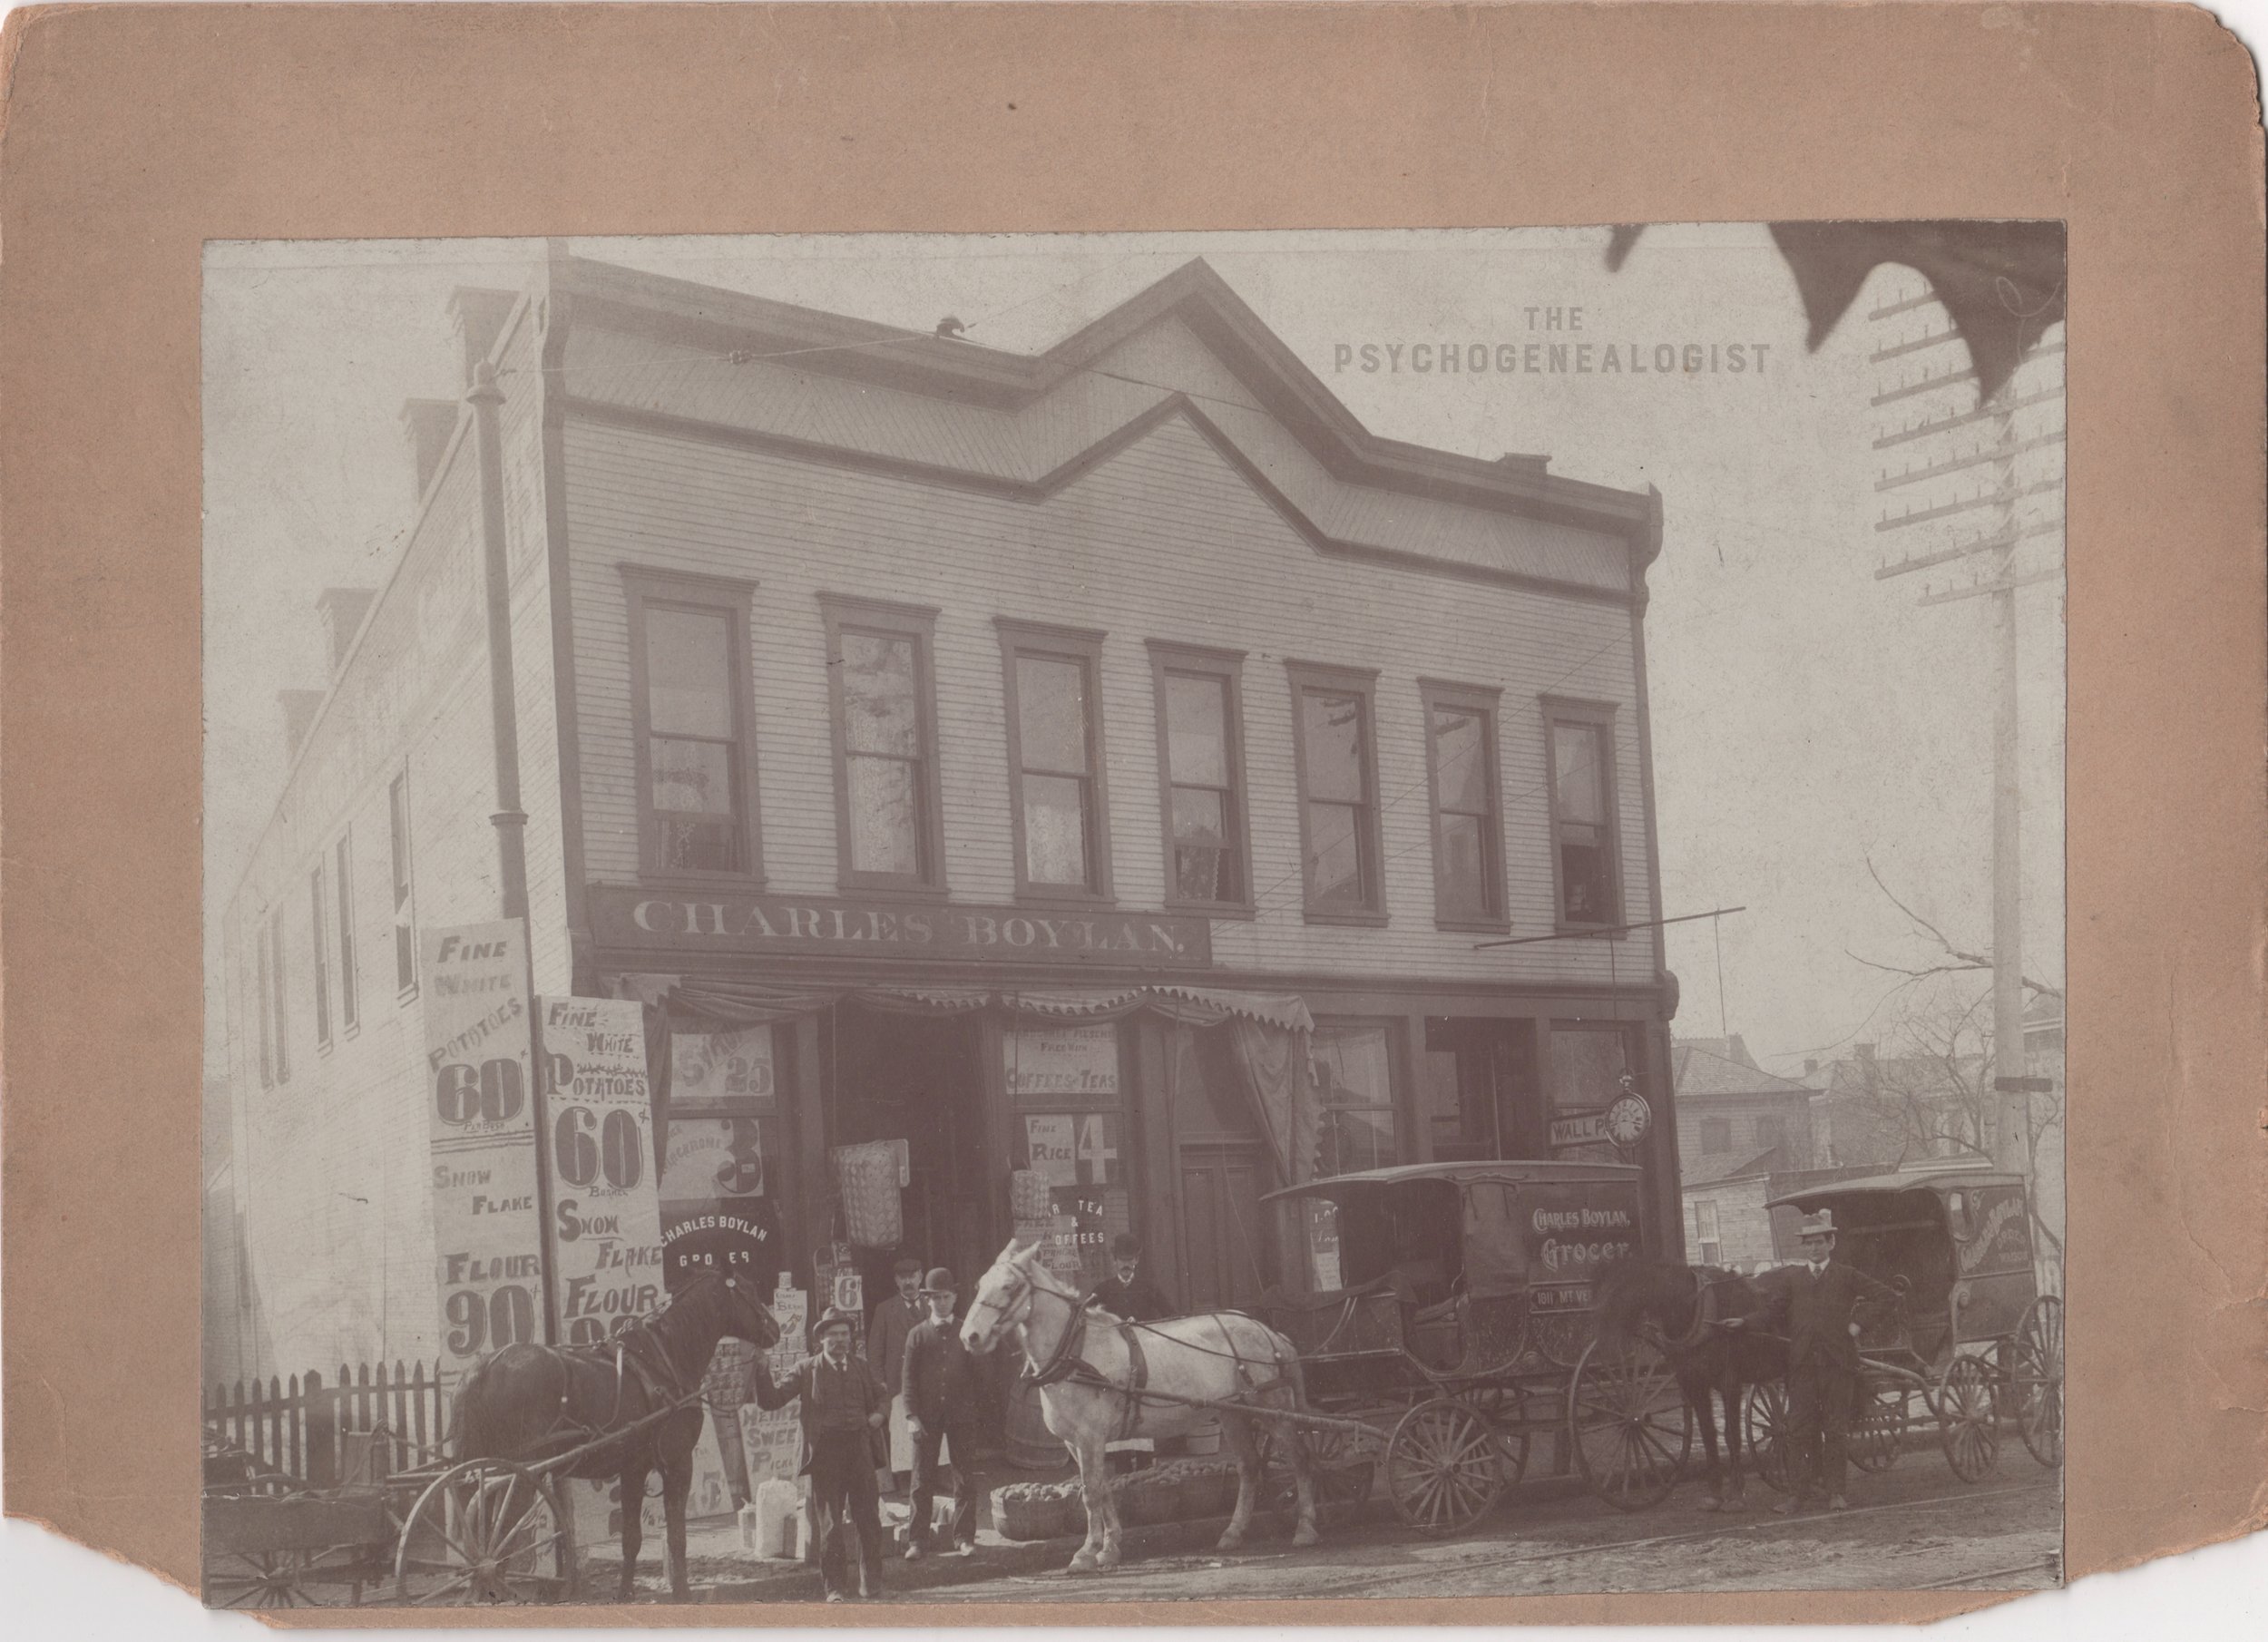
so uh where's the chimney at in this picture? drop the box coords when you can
[279,689,326,758]
[316,588,377,675]
[449,288,519,386]
[400,399,459,501]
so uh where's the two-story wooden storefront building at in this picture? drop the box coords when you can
[218,251,1684,1378]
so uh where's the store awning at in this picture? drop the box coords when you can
[615,973,1313,1034]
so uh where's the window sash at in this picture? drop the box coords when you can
[1545,708,1621,928]
[309,865,332,1051]
[1150,650,1251,911]
[628,574,758,882]
[388,774,416,996]
[1000,623,1110,899]
[1288,670,1383,917]
[825,603,944,891]
[336,834,358,1032]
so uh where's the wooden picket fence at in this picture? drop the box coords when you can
[202,1360,449,1490]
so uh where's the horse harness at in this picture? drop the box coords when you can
[1027,1298,1290,1441]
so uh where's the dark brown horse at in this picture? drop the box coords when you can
[450,1272,780,1601]
[1594,1260,1784,1510]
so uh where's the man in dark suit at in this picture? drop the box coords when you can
[901,1268,982,1559]
[1090,1233,1175,1322]
[749,1308,888,1601]
[1755,1209,1901,1512]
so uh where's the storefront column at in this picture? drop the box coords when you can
[1129,1016,1180,1295]
[790,1012,828,1300]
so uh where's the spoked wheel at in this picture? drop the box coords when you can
[1741,1380,1792,1493]
[394,1459,576,1607]
[1466,1385,1534,1489]
[1384,1397,1506,1537]
[1569,1338,1692,1510]
[1260,1417,1383,1517]
[1849,1377,1911,1474]
[203,1546,363,1609]
[1935,1355,2002,1482]
[2012,1295,2064,1468]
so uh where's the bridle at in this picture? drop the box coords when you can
[966,1251,1090,1381]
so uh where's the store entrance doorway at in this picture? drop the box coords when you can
[828,1006,992,1313]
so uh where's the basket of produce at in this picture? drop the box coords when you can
[992,1480,1087,1543]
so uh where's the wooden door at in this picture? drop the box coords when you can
[1179,1146,1267,1315]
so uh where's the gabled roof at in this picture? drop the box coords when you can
[550,254,1661,558]
[1673,1040,1815,1100]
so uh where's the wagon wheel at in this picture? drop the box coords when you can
[1569,1338,1691,1510]
[203,1545,365,1609]
[1260,1416,1381,1517]
[1934,1355,2001,1482]
[1384,1398,1505,1537]
[394,1459,576,1607]
[1740,1379,1792,1493]
[1849,1377,1911,1474]
[2011,1295,2064,1468]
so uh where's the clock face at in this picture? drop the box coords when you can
[1605,1094,1652,1148]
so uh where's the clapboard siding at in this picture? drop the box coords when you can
[219,303,562,1376]
[566,407,1654,990]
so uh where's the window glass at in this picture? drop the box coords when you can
[1022,773,1090,885]
[1553,722,1607,826]
[1017,657,1089,773]
[1312,1022,1397,1172]
[1169,788,1230,900]
[1549,1025,1631,1163]
[644,607,734,738]
[1164,674,1228,786]
[1432,708,1489,811]
[1301,692,1367,803]
[846,757,919,876]
[840,632,918,755]
[1305,802,1364,904]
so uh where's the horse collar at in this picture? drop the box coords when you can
[1024,1302,1090,1388]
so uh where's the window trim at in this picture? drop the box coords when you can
[623,567,765,887]
[267,910,290,1086]
[1146,640,1255,917]
[997,617,1114,905]
[1418,679,1509,933]
[335,831,359,1036]
[309,861,333,1054]
[819,593,948,896]
[1285,660,1387,925]
[389,770,418,1000]
[1540,695,1626,933]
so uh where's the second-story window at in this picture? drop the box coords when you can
[999,620,1110,899]
[388,772,416,996]
[1148,642,1251,912]
[822,596,944,892]
[1421,680,1506,929]
[627,572,760,881]
[1544,699,1621,929]
[308,862,332,1052]
[1286,662,1384,921]
[335,833,359,1033]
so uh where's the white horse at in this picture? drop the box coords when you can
[962,1236,1318,1572]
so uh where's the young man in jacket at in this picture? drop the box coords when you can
[1750,1210,1901,1513]
[1090,1233,1174,1322]
[901,1268,981,1559]
[749,1308,888,1601]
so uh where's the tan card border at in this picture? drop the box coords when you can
[4,0,2263,1626]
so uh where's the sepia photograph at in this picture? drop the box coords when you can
[200,224,2067,1609]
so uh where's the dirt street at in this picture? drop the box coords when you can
[918,1450,2061,1603]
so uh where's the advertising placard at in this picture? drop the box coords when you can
[659,1116,782,1290]
[1006,1023,1120,1104]
[670,1024,777,1111]
[537,997,666,1348]
[421,922,544,1380]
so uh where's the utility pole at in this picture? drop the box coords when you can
[1870,282,2063,1174]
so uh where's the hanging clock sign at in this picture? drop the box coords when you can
[1549,1072,1654,1153]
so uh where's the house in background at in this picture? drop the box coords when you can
[1672,1036,1825,1271]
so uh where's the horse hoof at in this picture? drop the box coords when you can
[1720,1498,1748,1513]
[1217,1533,1245,1552]
[1292,1525,1319,1549]
[1068,1552,1099,1574]
[1697,1498,1721,1513]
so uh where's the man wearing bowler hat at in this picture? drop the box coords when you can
[749,1306,888,1600]
[1090,1232,1174,1323]
[901,1267,982,1559]
[1750,1208,1902,1513]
